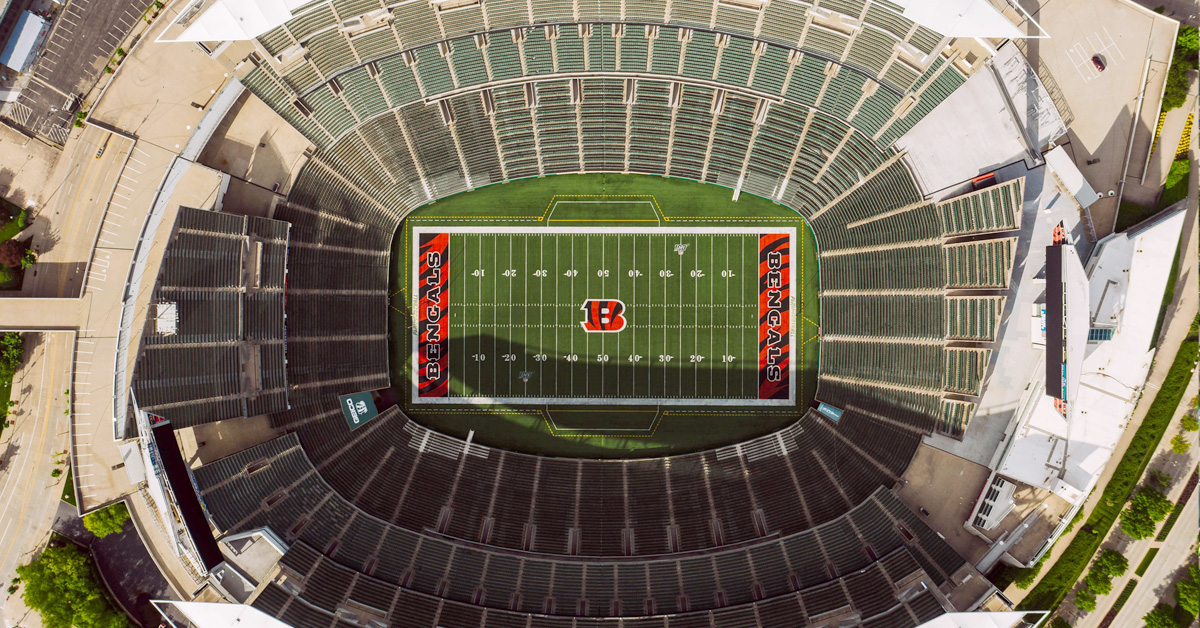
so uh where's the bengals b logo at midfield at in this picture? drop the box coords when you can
[580,299,627,333]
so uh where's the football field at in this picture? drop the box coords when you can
[412,227,795,405]
[390,173,819,456]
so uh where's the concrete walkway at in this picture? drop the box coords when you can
[1108,489,1199,627]
[0,332,73,628]
[1066,374,1199,627]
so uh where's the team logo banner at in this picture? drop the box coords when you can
[418,232,450,397]
[339,391,379,430]
[758,233,790,400]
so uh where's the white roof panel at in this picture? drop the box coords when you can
[894,0,1024,39]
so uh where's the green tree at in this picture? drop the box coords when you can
[15,544,130,628]
[1177,564,1200,616]
[1094,549,1129,577]
[1171,433,1191,454]
[82,503,129,538]
[1084,569,1113,596]
[1048,618,1071,628]
[1143,604,1178,628]
[1120,488,1174,539]
[1183,414,1199,432]
[0,332,22,378]
[1075,587,1097,612]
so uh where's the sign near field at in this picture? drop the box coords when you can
[339,391,379,430]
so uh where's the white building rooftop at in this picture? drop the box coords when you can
[995,207,1186,503]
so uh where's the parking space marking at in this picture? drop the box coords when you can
[1091,26,1125,62]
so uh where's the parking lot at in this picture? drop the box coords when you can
[2,0,151,145]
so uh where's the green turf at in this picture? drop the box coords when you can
[390,174,819,457]
[61,469,76,507]
[1135,548,1159,577]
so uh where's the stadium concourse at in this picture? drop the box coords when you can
[2,0,1187,626]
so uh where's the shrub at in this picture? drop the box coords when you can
[82,503,129,538]
[1183,415,1199,432]
[1012,555,1046,589]
[0,333,22,378]
[1171,433,1190,454]
[1163,26,1199,112]
[1120,488,1174,539]
[19,248,36,269]
[16,543,130,628]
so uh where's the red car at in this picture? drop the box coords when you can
[1092,55,1106,72]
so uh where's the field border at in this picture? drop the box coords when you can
[410,226,798,406]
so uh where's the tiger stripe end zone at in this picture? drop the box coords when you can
[412,226,797,406]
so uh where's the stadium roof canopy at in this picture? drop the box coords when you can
[156,601,293,628]
[893,0,1030,39]
[156,0,308,42]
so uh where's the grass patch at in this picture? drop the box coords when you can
[1159,158,1191,209]
[1116,157,1191,233]
[0,370,12,443]
[0,208,27,243]
[1150,232,1183,349]
[1135,548,1159,576]
[1116,201,1157,233]
[1019,318,1199,612]
[61,469,76,507]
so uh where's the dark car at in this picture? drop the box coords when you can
[1092,55,1106,72]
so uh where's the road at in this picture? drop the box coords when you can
[0,332,73,624]
[14,125,133,299]
[1110,489,1199,627]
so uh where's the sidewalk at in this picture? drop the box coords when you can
[1067,375,1200,627]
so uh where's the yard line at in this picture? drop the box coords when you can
[708,236,713,396]
[741,236,746,399]
[477,235,482,394]
[538,234,543,397]
[725,235,730,397]
[631,235,636,398]
[509,235,514,395]
[585,235,590,398]
[570,235,575,397]
[493,234,498,396]
[555,234,559,397]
